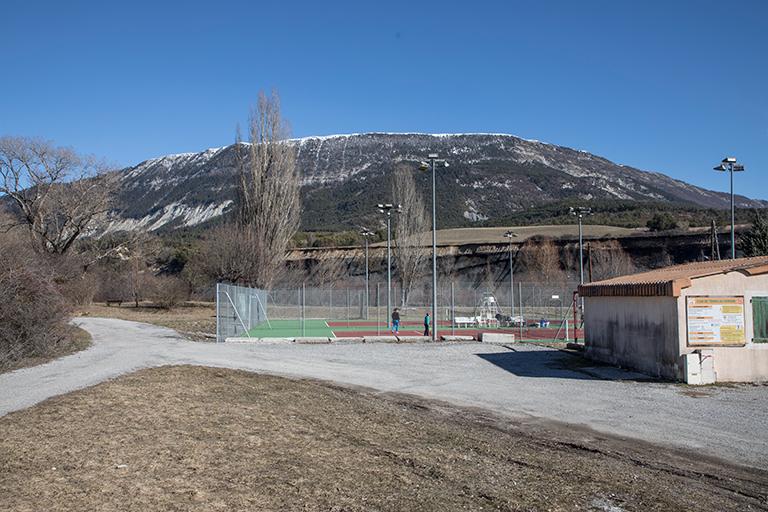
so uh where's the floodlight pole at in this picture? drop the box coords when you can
[360,228,374,320]
[570,207,591,286]
[730,166,735,259]
[578,217,584,285]
[377,205,399,328]
[365,236,369,319]
[387,213,392,327]
[713,158,745,259]
[504,231,518,317]
[431,156,438,341]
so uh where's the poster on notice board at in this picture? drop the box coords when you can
[686,296,745,346]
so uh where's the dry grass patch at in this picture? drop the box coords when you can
[1,366,766,511]
[1,324,91,374]
[80,303,216,340]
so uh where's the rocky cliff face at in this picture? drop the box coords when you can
[104,133,765,234]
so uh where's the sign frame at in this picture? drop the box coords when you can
[685,295,746,347]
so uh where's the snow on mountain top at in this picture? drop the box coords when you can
[290,132,552,145]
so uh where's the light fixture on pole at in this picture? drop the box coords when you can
[377,203,401,329]
[713,157,746,259]
[419,154,449,341]
[569,207,592,286]
[360,227,375,320]
[503,230,518,318]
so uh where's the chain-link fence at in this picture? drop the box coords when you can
[215,283,269,342]
[216,280,583,342]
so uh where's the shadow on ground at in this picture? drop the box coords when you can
[477,347,655,381]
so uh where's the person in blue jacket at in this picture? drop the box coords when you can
[423,311,431,337]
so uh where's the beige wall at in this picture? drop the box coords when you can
[584,296,680,379]
[678,272,768,382]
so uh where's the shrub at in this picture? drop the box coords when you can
[0,266,69,369]
[149,275,189,309]
[646,213,678,232]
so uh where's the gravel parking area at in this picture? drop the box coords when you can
[1,317,767,470]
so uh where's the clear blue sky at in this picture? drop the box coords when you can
[2,0,766,198]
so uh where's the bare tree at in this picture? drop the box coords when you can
[222,90,301,290]
[391,165,430,306]
[518,237,564,283]
[590,240,636,281]
[0,136,115,255]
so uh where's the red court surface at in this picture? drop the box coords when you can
[331,327,583,340]
[327,320,456,328]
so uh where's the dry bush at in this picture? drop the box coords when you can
[149,275,190,309]
[589,240,636,281]
[517,237,564,283]
[93,268,132,303]
[0,266,69,369]
[193,223,263,286]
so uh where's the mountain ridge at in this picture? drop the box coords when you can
[104,132,766,234]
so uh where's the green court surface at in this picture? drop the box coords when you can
[247,319,334,338]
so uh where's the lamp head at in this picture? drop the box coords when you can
[723,157,737,163]
[418,161,429,171]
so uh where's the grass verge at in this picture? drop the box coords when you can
[1,366,766,511]
[0,324,92,374]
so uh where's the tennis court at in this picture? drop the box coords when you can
[246,319,581,341]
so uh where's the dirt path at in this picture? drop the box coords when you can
[1,317,767,471]
[2,366,766,511]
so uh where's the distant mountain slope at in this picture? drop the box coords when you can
[104,133,766,233]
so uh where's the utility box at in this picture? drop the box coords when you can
[683,350,716,385]
[683,353,703,385]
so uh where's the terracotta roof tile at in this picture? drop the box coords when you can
[578,256,768,297]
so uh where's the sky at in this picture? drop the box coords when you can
[2,0,766,198]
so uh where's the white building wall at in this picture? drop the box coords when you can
[677,272,768,382]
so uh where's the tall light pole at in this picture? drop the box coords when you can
[504,230,518,318]
[360,227,374,320]
[570,207,592,286]
[420,155,449,341]
[713,157,746,259]
[377,204,400,328]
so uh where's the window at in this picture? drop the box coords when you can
[753,297,768,343]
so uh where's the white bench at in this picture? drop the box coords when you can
[454,316,476,328]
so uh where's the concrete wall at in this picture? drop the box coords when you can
[678,272,768,382]
[584,296,680,379]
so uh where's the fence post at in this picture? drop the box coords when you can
[377,282,381,335]
[518,282,524,342]
[347,288,350,327]
[451,280,455,336]
[216,283,220,343]
[302,283,306,337]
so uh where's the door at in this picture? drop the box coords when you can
[753,297,768,343]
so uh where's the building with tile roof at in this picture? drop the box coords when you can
[578,256,768,382]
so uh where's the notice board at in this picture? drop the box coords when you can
[686,296,746,346]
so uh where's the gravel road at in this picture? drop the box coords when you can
[2,317,767,469]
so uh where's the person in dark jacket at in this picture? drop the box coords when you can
[391,308,400,334]
[424,311,430,337]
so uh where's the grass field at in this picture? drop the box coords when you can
[370,224,646,247]
[2,365,765,511]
